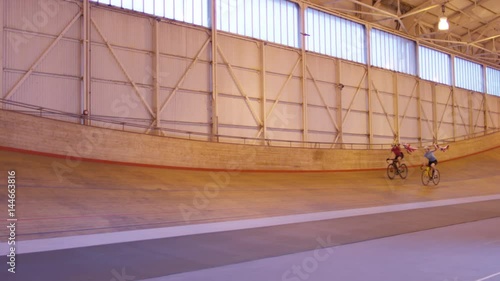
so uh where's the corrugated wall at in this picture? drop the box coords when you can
[3,0,81,118]
[2,0,499,147]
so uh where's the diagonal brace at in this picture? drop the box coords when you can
[5,12,82,100]
[92,18,155,117]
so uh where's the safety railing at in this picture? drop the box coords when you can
[2,98,498,150]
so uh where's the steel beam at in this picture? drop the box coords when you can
[341,0,398,19]
[372,81,395,136]
[393,73,399,141]
[398,82,417,129]
[472,93,485,133]
[335,59,343,145]
[153,19,160,133]
[255,55,301,141]
[451,54,456,140]
[83,0,91,125]
[340,70,367,127]
[4,12,82,100]
[417,81,422,146]
[261,42,267,141]
[419,99,434,141]
[300,2,307,143]
[366,25,373,146]
[431,83,437,141]
[0,0,4,107]
[468,91,474,135]
[437,90,452,133]
[217,45,263,126]
[454,97,469,136]
[306,65,339,132]
[91,18,155,117]
[482,65,488,133]
[265,57,301,122]
[159,37,211,113]
[211,0,218,141]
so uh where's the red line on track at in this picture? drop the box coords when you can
[1,144,499,173]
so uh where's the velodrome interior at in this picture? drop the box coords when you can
[1,0,500,281]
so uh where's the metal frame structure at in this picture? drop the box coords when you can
[306,0,500,68]
[1,0,499,149]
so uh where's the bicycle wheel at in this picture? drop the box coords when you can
[432,169,440,185]
[399,164,408,179]
[387,164,396,179]
[421,169,430,186]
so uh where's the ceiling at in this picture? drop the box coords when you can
[308,0,500,67]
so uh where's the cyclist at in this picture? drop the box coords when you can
[390,143,404,169]
[423,145,438,178]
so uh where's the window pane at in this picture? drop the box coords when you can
[486,67,500,96]
[216,0,298,48]
[370,29,416,75]
[418,46,451,85]
[305,8,366,64]
[455,57,483,92]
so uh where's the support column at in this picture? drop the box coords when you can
[417,81,422,146]
[393,73,399,141]
[153,19,161,134]
[431,83,437,142]
[210,0,218,141]
[468,91,473,135]
[366,25,373,146]
[0,0,4,106]
[82,0,91,125]
[335,60,343,146]
[451,87,456,140]
[482,65,488,134]
[300,3,308,144]
[299,2,308,142]
[261,42,267,142]
[450,55,456,140]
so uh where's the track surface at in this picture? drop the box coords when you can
[0,147,499,280]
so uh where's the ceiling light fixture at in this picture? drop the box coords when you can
[438,5,449,31]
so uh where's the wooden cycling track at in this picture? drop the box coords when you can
[0,144,499,281]
[0,145,498,241]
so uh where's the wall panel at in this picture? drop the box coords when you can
[91,81,153,120]
[340,62,367,88]
[306,80,336,107]
[341,88,368,112]
[5,72,80,113]
[370,69,393,93]
[307,106,337,132]
[306,54,336,83]
[217,35,260,70]
[159,24,211,60]
[5,0,80,39]
[218,95,261,127]
[160,90,211,125]
[266,45,301,76]
[265,75,301,103]
[92,8,153,51]
[3,0,497,150]
[267,102,302,131]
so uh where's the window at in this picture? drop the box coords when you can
[305,8,366,64]
[371,29,416,75]
[454,57,483,92]
[91,0,210,27]
[418,46,451,85]
[217,0,299,48]
[486,67,500,96]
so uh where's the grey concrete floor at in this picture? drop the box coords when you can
[146,217,500,281]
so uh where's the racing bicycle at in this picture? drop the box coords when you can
[386,158,408,179]
[421,165,440,186]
